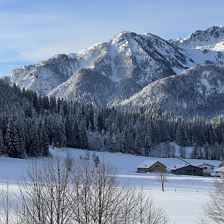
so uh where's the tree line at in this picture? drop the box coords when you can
[1,79,224,159]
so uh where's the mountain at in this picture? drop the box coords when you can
[10,32,194,106]
[7,26,224,117]
[171,26,224,66]
[10,54,79,95]
[118,64,224,118]
[173,26,224,51]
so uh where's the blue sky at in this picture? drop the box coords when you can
[0,0,224,75]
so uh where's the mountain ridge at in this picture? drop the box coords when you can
[118,64,224,118]
[7,25,224,118]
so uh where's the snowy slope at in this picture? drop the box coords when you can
[173,26,224,66]
[10,54,80,95]
[119,64,224,118]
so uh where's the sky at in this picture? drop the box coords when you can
[0,0,224,75]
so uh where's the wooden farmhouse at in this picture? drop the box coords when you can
[137,161,167,173]
[171,164,203,176]
[137,159,219,176]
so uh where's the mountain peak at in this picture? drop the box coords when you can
[175,25,224,51]
[185,25,224,42]
[8,25,224,118]
[112,31,138,43]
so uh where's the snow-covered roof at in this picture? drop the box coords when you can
[198,163,215,167]
[171,163,192,171]
[137,158,218,171]
[137,160,166,169]
[170,159,205,170]
[184,159,221,168]
[165,158,190,170]
[215,166,224,172]
[136,156,221,172]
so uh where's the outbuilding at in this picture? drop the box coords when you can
[211,166,224,177]
[137,161,167,173]
[198,163,215,176]
[171,164,203,176]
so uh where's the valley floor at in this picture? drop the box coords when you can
[0,147,220,224]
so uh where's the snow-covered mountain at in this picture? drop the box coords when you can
[8,26,224,117]
[119,64,224,118]
[172,26,224,66]
[10,32,194,105]
[11,54,79,95]
[173,26,224,51]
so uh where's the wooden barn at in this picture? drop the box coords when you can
[137,161,167,173]
[171,164,203,176]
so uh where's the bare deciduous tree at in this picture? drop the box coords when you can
[156,173,167,192]
[134,190,169,224]
[205,176,224,224]
[18,156,76,224]
[0,180,18,224]
[16,155,169,224]
[74,162,169,224]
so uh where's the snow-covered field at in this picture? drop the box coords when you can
[0,147,221,224]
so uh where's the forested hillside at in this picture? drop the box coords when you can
[0,79,224,159]
[0,79,90,158]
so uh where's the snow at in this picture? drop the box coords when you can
[0,147,221,223]
[197,70,224,97]
[182,102,187,109]
[184,47,220,65]
[55,148,220,224]
[175,25,224,51]
[67,53,76,59]
[137,160,161,168]
[201,71,211,92]
[215,166,224,172]
[150,190,209,224]
[213,41,224,51]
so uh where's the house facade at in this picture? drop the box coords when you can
[137,159,219,177]
[137,161,166,173]
[171,164,203,176]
